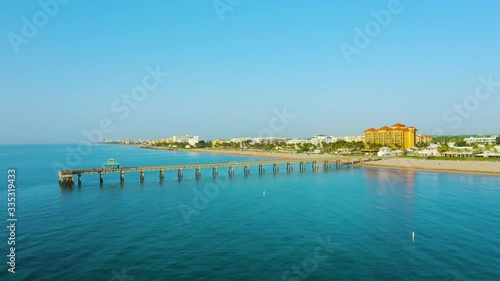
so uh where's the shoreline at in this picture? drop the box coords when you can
[143,146,500,176]
[359,158,500,176]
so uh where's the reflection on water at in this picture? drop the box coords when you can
[364,167,416,198]
[363,167,417,235]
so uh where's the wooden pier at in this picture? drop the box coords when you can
[58,157,382,186]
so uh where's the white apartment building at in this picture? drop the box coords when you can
[286,139,312,145]
[465,135,498,144]
[173,135,200,146]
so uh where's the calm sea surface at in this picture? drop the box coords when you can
[0,144,499,281]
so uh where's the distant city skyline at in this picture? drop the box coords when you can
[1,0,499,145]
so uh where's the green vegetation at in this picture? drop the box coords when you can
[208,140,366,154]
[416,142,430,148]
[431,135,470,144]
[151,141,212,148]
[322,141,365,153]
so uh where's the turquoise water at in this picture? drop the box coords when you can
[0,144,499,281]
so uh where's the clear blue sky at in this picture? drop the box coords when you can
[1,0,499,144]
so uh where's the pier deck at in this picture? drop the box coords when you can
[58,156,382,186]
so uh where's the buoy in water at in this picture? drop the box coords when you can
[412,231,415,242]
[263,191,266,198]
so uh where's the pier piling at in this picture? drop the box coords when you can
[259,164,265,175]
[299,162,306,172]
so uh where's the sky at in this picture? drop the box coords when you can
[1,0,499,144]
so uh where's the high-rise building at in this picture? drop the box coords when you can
[364,123,417,150]
[173,135,200,146]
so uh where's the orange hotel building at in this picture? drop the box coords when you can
[364,123,417,150]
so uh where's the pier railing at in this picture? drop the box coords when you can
[58,157,382,186]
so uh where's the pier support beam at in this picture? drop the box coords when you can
[299,162,306,172]
[159,169,164,181]
[259,164,265,175]
[178,169,183,180]
[312,161,319,171]
[324,161,329,171]
[120,171,125,183]
[59,172,75,187]
[287,163,293,173]
[78,174,82,185]
[195,167,201,179]
[228,166,235,177]
[212,167,218,178]
[99,172,104,184]
[140,170,145,182]
[273,164,279,174]
[244,165,250,175]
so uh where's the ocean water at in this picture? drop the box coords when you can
[0,144,499,281]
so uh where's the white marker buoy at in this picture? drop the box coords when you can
[412,231,415,243]
[263,191,266,198]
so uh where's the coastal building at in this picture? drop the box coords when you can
[310,135,328,146]
[417,134,432,144]
[464,135,498,144]
[252,137,283,145]
[285,139,312,145]
[230,137,252,143]
[173,135,200,146]
[211,139,229,146]
[417,144,441,157]
[377,147,391,157]
[343,136,365,143]
[159,138,174,144]
[364,123,417,150]
[326,137,341,143]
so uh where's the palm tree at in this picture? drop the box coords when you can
[438,143,449,154]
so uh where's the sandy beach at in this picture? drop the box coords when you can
[360,158,500,175]
[151,147,339,160]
